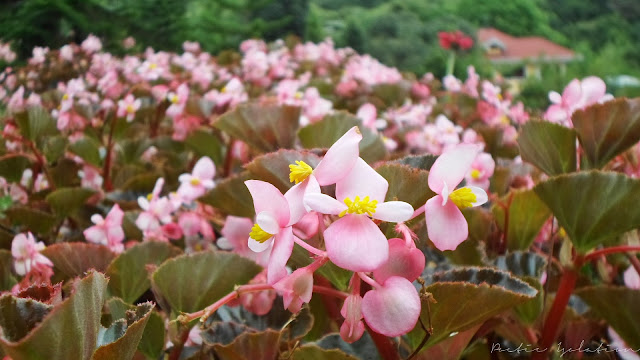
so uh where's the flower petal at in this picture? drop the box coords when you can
[267,226,294,285]
[256,211,280,235]
[580,76,606,105]
[192,156,215,180]
[361,276,421,337]
[372,201,414,222]
[336,158,388,203]
[248,235,273,253]
[428,143,481,194]
[284,174,320,226]
[562,78,582,106]
[425,195,468,251]
[324,215,388,272]
[313,126,362,186]
[466,186,488,207]
[373,238,425,283]
[304,193,347,216]
[245,180,290,228]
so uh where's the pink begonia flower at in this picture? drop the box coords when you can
[30,47,48,65]
[305,158,414,271]
[172,114,201,141]
[122,37,136,49]
[84,204,125,253]
[373,238,425,283]
[81,34,102,54]
[340,294,365,343]
[411,82,431,100]
[78,165,104,191]
[465,152,495,191]
[177,157,216,202]
[245,180,297,285]
[11,232,53,276]
[136,178,179,239]
[272,265,315,313]
[425,144,488,251]
[443,74,462,92]
[178,211,213,239]
[116,94,141,122]
[286,126,362,225]
[356,103,377,131]
[166,83,189,118]
[204,78,248,109]
[183,41,201,53]
[544,77,611,126]
[361,276,421,337]
[240,270,276,315]
[219,215,270,267]
[623,266,640,289]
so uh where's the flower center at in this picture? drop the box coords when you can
[126,104,135,114]
[190,178,201,186]
[294,91,303,99]
[169,94,179,104]
[221,86,227,93]
[289,160,313,184]
[340,196,378,217]
[62,93,70,101]
[470,169,481,179]
[449,187,477,209]
[249,223,273,243]
[149,63,158,70]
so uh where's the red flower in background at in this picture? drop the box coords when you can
[438,31,474,51]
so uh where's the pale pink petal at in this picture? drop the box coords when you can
[245,180,290,228]
[467,186,488,207]
[293,212,319,239]
[34,253,53,267]
[324,215,388,272]
[313,126,363,186]
[221,216,254,250]
[11,233,28,259]
[248,236,273,253]
[548,91,562,104]
[425,195,468,251]
[544,104,568,123]
[192,157,215,180]
[340,320,365,344]
[428,144,481,194]
[284,174,320,225]
[624,267,640,290]
[137,197,150,211]
[372,201,414,222]
[256,211,280,235]
[90,214,104,224]
[267,226,294,285]
[361,276,421,337]
[136,212,159,231]
[304,193,347,215]
[357,103,377,129]
[14,261,27,276]
[580,76,606,106]
[562,79,582,106]
[336,158,388,203]
[84,226,107,245]
[373,238,425,283]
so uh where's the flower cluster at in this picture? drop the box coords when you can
[438,30,474,51]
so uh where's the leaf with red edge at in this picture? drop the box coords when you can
[245,149,321,193]
[0,272,108,360]
[0,155,31,182]
[572,98,640,169]
[517,120,577,176]
[41,243,116,282]
[213,329,281,360]
[16,283,63,306]
[0,295,52,342]
[214,101,300,153]
[491,189,551,251]
[92,302,154,360]
[376,163,434,208]
[199,171,255,217]
[412,324,481,360]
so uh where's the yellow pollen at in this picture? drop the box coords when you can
[221,87,227,93]
[500,115,510,125]
[170,95,179,104]
[149,63,158,69]
[497,94,503,100]
[250,223,273,243]
[339,196,378,217]
[190,178,201,186]
[449,187,477,209]
[294,91,303,99]
[470,169,481,179]
[126,104,135,113]
[289,160,313,184]
[62,94,69,101]
[146,193,153,201]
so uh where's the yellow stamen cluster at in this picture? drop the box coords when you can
[289,160,313,184]
[449,187,477,209]
[294,91,304,99]
[470,169,481,179]
[62,93,70,101]
[170,94,179,104]
[126,104,135,114]
[249,223,273,243]
[221,87,227,93]
[339,196,378,217]
[146,193,153,201]
[149,63,158,69]
[190,178,201,186]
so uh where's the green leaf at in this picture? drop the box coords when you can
[45,187,95,218]
[0,250,17,291]
[201,322,255,346]
[288,246,351,291]
[517,120,577,176]
[43,136,68,163]
[493,252,547,278]
[491,189,551,251]
[245,149,321,193]
[408,267,537,349]
[14,107,57,141]
[92,302,154,360]
[576,286,640,348]
[199,171,255,217]
[0,296,52,342]
[49,158,81,188]
[212,330,281,360]
[371,83,410,107]
[0,195,12,215]
[572,98,640,169]
[106,242,182,304]
[41,243,116,282]
[291,345,357,360]
[534,171,640,253]
[214,101,300,152]
[185,129,224,166]
[138,310,165,360]
[315,333,378,359]
[376,163,434,208]
[68,137,102,167]
[151,251,261,313]
[393,154,438,171]
[0,155,31,182]
[4,206,57,234]
[0,272,108,360]
[411,324,481,360]
[298,112,387,163]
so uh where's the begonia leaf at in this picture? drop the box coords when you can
[106,241,182,304]
[4,206,57,234]
[393,154,438,171]
[491,189,551,251]
[376,163,434,208]
[0,296,52,343]
[0,154,31,182]
[291,345,357,360]
[298,112,387,163]
[14,107,57,142]
[92,302,154,360]
[534,171,640,253]
[45,187,95,218]
[199,171,255,217]
[41,243,116,282]
[245,149,321,193]
[151,251,261,313]
[576,286,640,348]
[408,267,537,349]
[0,272,108,360]
[214,101,300,152]
[185,128,225,166]
[68,137,102,167]
[572,98,640,169]
[517,120,577,176]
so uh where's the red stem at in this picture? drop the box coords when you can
[102,116,117,192]
[222,138,235,177]
[366,325,400,360]
[27,141,56,190]
[312,285,348,299]
[582,245,640,264]
[533,267,579,360]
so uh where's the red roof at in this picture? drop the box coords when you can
[477,28,576,63]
